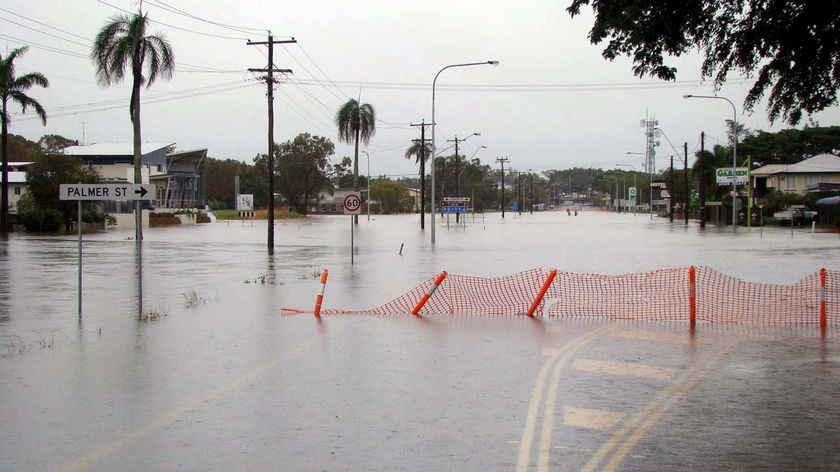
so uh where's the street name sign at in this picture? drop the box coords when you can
[442,205,468,214]
[60,184,154,201]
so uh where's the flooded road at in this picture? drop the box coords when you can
[1,211,838,471]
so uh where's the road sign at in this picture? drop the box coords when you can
[236,193,254,211]
[343,192,362,215]
[441,206,467,214]
[715,167,749,185]
[442,197,470,204]
[59,183,154,201]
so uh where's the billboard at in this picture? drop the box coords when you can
[715,167,749,185]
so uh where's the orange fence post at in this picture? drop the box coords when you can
[411,271,448,316]
[820,268,827,329]
[527,269,557,317]
[689,265,696,331]
[313,269,329,316]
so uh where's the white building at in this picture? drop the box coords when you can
[752,154,840,195]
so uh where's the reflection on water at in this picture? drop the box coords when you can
[1,212,838,334]
[0,212,838,471]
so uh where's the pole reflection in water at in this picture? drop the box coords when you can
[135,240,143,318]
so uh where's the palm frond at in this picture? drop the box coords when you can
[335,99,359,144]
[10,91,47,125]
[91,15,131,85]
[143,34,175,87]
[13,72,49,90]
[0,46,28,80]
[358,103,376,144]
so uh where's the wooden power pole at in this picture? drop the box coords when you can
[248,34,296,251]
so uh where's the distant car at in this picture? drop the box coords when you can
[774,205,817,226]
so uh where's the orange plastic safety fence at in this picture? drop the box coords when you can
[280,267,840,325]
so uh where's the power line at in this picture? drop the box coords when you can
[0,7,91,41]
[96,0,252,41]
[146,0,274,35]
[0,16,91,48]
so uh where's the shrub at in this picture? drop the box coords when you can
[21,208,63,232]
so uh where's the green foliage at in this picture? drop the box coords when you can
[5,134,42,162]
[38,134,78,153]
[567,0,840,124]
[255,133,336,215]
[370,180,413,214]
[335,99,376,193]
[81,211,104,223]
[763,190,811,214]
[1,46,49,232]
[740,126,840,166]
[25,154,99,227]
[203,157,252,209]
[20,207,62,232]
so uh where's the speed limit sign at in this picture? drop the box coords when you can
[343,192,362,215]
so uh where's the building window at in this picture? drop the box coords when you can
[157,163,165,173]
[14,186,22,195]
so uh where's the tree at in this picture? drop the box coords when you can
[38,134,78,154]
[567,0,840,124]
[92,10,174,240]
[404,140,431,228]
[204,157,251,209]
[370,179,413,214]
[739,126,840,166]
[253,134,336,215]
[25,154,99,230]
[335,98,375,223]
[275,133,335,215]
[1,46,48,232]
[6,134,42,162]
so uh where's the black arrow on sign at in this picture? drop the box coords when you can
[134,186,148,198]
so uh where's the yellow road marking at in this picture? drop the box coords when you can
[581,344,733,472]
[572,359,678,381]
[535,327,612,472]
[58,338,318,472]
[562,406,625,431]
[516,327,609,472]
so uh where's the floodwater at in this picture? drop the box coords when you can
[1,210,838,471]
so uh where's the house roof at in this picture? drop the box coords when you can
[752,154,840,176]
[63,142,174,156]
[750,164,788,177]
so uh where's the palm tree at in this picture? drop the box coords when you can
[91,10,174,241]
[405,141,431,229]
[335,99,375,223]
[1,46,48,232]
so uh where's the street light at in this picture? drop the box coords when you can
[684,94,738,233]
[654,126,691,226]
[362,150,371,221]
[616,163,637,213]
[431,60,499,245]
[470,145,487,160]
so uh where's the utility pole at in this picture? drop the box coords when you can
[669,155,674,222]
[517,172,523,215]
[496,157,509,218]
[410,120,431,230]
[699,132,706,228]
[529,173,534,214]
[248,34,296,252]
[684,142,689,226]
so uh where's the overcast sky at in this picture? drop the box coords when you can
[4,0,839,179]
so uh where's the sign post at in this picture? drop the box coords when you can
[342,192,362,264]
[60,183,154,321]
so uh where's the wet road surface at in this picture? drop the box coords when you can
[1,212,839,470]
